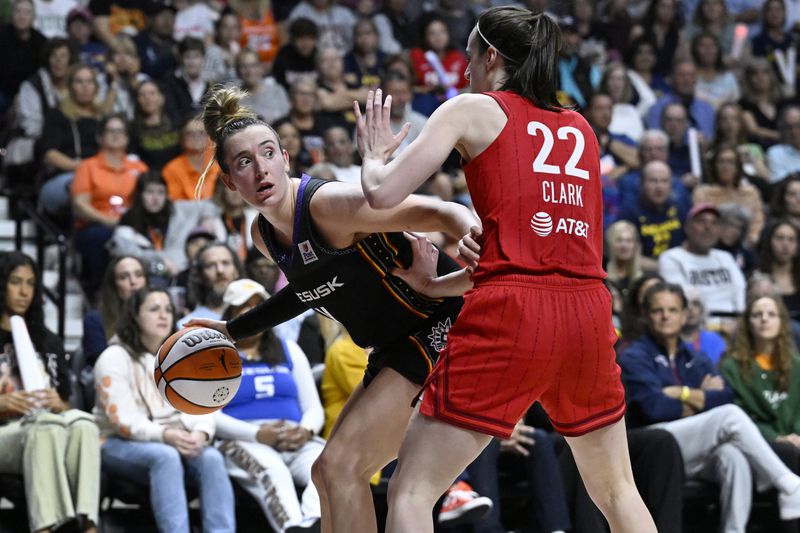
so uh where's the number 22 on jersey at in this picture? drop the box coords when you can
[528,121,589,180]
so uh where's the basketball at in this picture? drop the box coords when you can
[154,326,242,415]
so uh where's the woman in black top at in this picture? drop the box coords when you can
[187,86,479,532]
[39,64,103,222]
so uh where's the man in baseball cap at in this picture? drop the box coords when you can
[658,202,745,335]
[221,278,270,315]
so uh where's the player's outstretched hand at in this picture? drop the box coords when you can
[183,318,231,339]
[391,232,438,295]
[354,89,410,162]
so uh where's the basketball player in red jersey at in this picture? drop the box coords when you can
[355,6,656,533]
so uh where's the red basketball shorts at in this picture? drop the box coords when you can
[418,274,626,439]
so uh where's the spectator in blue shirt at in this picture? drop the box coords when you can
[681,286,727,365]
[646,60,716,139]
[618,129,692,217]
[619,161,687,259]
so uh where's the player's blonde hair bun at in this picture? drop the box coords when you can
[202,85,257,142]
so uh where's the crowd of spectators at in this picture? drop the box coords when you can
[6,0,800,531]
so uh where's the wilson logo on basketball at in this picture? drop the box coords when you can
[156,326,242,415]
[180,330,229,348]
[530,212,553,237]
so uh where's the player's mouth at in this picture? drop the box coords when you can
[257,182,274,194]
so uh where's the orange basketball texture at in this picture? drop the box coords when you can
[155,327,242,415]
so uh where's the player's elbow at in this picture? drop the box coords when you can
[363,187,398,210]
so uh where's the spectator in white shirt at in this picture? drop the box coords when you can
[322,125,360,184]
[659,202,746,335]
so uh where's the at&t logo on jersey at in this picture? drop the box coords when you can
[530,212,553,236]
[530,212,589,238]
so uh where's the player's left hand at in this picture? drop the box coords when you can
[354,89,410,162]
[391,232,438,294]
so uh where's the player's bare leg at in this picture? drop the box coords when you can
[564,418,657,533]
[384,413,492,533]
[311,368,419,533]
[313,379,368,533]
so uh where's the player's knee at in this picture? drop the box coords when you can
[585,476,637,515]
[311,455,325,487]
[313,444,372,486]
[312,446,345,487]
[386,475,435,510]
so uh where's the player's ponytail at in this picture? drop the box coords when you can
[197,85,278,198]
[476,6,562,112]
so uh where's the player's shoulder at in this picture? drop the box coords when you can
[443,92,499,112]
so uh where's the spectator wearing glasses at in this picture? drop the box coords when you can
[70,113,147,298]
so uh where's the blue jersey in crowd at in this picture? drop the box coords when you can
[223,340,302,423]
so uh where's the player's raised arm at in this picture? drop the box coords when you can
[355,89,467,209]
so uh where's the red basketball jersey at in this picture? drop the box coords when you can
[465,91,606,282]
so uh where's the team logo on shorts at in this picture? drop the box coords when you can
[530,212,553,237]
[298,240,318,264]
[427,318,452,352]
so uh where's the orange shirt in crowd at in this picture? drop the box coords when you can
[162,147,220,201]
[71,152,148,227]
[239,11,280,64]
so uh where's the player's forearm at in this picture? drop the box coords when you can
[441,202,479,241]
[424,269,473,298]
[227,286,307,341]
[361,158,418,209]
[411,199,479,241]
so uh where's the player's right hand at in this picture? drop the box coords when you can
[353,89,410,163]
[183,318,231,339]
